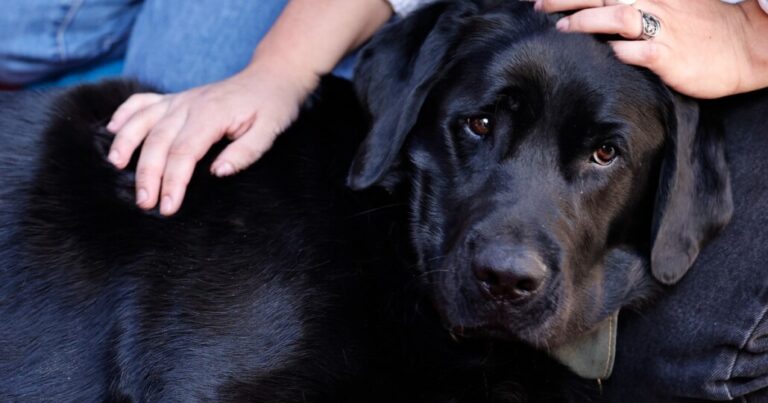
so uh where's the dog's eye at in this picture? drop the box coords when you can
[464,116,493,138]
[591,145,617,166]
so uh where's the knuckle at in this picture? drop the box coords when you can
[123,93,145,106]
[163,173,191,189]
[617,5,637,28]
[136,165,162,181]
[142,132,171,148]
[168,143,200,160]
[109,137,128,151]
[113,129,143,147]
[123,93,153,109]
[643,43,663,65]
[231,144,262,164]
[567,15,581,30]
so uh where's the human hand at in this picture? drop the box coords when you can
[535,0,768,99]
[106,61,317,216]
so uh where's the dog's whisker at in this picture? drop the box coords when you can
[345,203,407,218]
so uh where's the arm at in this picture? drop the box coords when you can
[254,0,393,79]
[107,0,393,216]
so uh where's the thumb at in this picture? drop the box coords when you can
[209,118,287,177]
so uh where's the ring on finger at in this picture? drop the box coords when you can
[637,9,661,40]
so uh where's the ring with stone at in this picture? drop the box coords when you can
[637,9,660,40]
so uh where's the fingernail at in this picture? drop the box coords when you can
[136,188,148,205]
[556,17,570,31]
[160,195,174,215]
[108,150,120,165]
[214,162,235,177]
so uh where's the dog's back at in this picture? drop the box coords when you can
[0,79,387,401]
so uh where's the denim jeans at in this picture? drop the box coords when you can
[601,99,768,402]
[0,0,299,91]
[123,0,289,91]
[0,0,142,86]
[0,0,361,90]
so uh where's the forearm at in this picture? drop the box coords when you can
[245,0,393,82]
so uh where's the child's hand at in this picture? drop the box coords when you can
[106,61,317,216]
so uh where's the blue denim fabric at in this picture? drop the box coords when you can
[603,103,768,402]
[1,0,355,89]
[123,0,355,91]
[123,0,289,92]
[0,0,142,85]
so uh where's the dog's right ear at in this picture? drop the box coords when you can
[347,2,476,190]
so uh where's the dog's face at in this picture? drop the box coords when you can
[402,33,667,347]
[350,1,732,348]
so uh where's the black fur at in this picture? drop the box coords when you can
[0,0,749,401]
[349,0,730,347]
[0,78,581,401]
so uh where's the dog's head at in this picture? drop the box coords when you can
[348,1,732,348]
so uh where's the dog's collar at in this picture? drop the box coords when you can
[550,311,619,380]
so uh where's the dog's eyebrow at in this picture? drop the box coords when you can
[582,122,632,155]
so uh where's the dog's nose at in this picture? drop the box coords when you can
[471,244,547,302]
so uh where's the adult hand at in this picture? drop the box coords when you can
[106,60,317,216]
[535,0,768,99]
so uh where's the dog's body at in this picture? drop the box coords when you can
[0,79,575,402]
[1,1,767,401]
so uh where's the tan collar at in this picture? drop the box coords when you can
[549,311,619,380]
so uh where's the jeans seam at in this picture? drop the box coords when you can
[725,301,768,400]
[56,0,85,62]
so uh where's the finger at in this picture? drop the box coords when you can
[108,101,169,169]
[536,0,640,13]
[210,121,282,177]
[536,0,604,13]
[158,147,197,216]
[609,39,669,70]
[157,114,225,216]
[556,5,644,39]
[107,93,164,133]
[133,110,188,210]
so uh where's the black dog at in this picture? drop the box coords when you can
[348,0,733,350]
[1,0,762,401]
[1,78,576,402]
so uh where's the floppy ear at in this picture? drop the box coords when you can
[347,2,476,190]
[650,95,733,284]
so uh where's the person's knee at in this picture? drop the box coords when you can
[0,0,140,86]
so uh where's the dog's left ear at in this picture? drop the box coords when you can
[650,95,733,284]
[347,2,476,190]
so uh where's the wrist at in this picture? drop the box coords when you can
[242,46,321,94]
[739,0,768,93]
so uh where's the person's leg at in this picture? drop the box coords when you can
[0,0,141,86]
[123,0,289,92]
[602,100,768,402]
